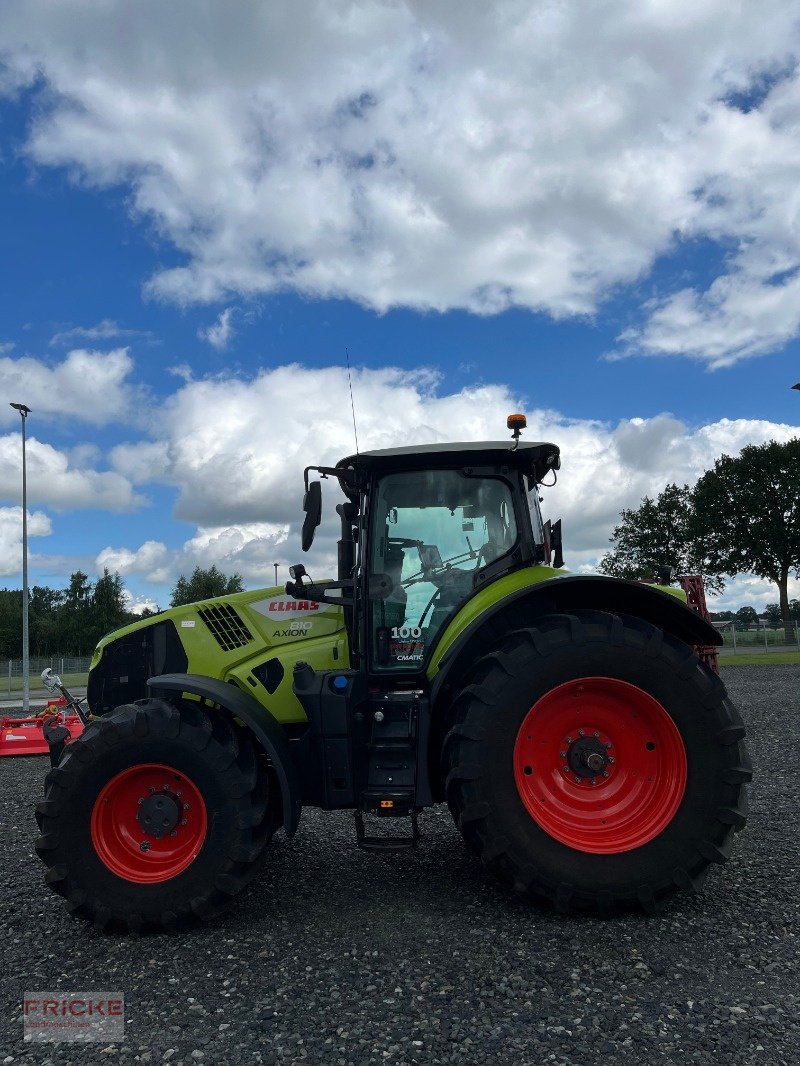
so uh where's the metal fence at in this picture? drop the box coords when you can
[3,656,92,696]
[719,622,800,655]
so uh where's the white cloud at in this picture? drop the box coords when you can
[0,348,138,427]
[96,363,800,597]
[96,523,289,589]
[0,507,52,577]
[96,540,171,584]
[2,1,800,363]
[49,319,153,347]
[198,307,236,350]
[124,592,161,616]
[0,434,143,512]
[708,573,800,615]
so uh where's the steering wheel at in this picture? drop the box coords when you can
[401,548,476,588]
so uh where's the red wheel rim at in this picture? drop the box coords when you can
[90,763,208,883]
[514,677,687,854]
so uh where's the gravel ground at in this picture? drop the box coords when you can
[0,665,797,1065]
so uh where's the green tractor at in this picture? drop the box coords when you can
[35,418,750,930]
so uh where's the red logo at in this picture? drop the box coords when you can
[24,998,123,1017]
[268,600,320,612]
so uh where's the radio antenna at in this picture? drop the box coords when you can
[345,347,360,456]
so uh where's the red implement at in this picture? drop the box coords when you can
[0,702,84,757]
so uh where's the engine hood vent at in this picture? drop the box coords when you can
[197,604,253,652]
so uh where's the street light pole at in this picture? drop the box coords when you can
[10,402,31,715]
[274,562,279,587]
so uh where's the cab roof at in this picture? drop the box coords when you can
[335,440,560,491]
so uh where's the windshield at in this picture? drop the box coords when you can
[368,469,518,670]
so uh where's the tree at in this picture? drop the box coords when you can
[59,571,95,655]
[692,439,800,639]
[764,603,782,629]
[598,483,724,592]
[734,606,758,631]
[170,565,244,607]
[29,585,65,655]
[91,569,130,643]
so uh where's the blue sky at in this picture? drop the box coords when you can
[1,1,799,614]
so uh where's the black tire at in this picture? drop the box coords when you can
[442,611,751,914]
[35,698,278,932]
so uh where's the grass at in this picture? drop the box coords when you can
[3,671,88,694]
[719,651,800,667]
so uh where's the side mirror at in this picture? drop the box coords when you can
[551,519,564,569]
[301,481,322,551]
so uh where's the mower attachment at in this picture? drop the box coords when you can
[0,704,84,759]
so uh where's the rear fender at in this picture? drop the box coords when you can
[148,672,301,838]
[430,575,721,706]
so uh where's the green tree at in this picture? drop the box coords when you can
[692,439,800,638]
[58,571,94,655]
[0,589,23,659]
[598,483,724,592]
[764,603,782,629]
[91,569,130,643]
[29,585,64,655]
[170,565,244,607]
[734,606,758,631]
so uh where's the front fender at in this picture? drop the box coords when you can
[148,673,301,838]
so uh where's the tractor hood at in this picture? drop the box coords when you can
[87,585,346,717]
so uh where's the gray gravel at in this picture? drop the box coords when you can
[1,665,798,1065]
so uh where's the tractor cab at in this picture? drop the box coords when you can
[286,432,562,678]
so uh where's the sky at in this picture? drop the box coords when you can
[1,0,799,615]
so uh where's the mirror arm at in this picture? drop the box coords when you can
[304,464,357,492]
[285,579,355,605]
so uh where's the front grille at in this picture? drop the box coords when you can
[197,604,254,652]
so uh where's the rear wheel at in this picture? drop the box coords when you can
[443,611,751,913]
[35,698,277,932]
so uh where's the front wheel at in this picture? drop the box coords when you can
[443,611,751,913]
[35,699,277,932]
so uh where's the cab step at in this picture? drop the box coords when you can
[355,809,420,852]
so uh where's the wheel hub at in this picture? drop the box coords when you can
[564,734,612,781]
[137,790,182,838]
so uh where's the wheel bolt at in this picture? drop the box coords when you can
[170,830,177,837]
[608,757,615,764]
[183,803,190,810]
[566,736,573,744]
[559,751,567,758]
[149,786,155,793]
[594,731,600,738]
[602,771,609,778]
[605,742,612,749]
[574,775,581,783]
[181,819,187,826]
[578,728,585,737]
[563,765,570,774]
